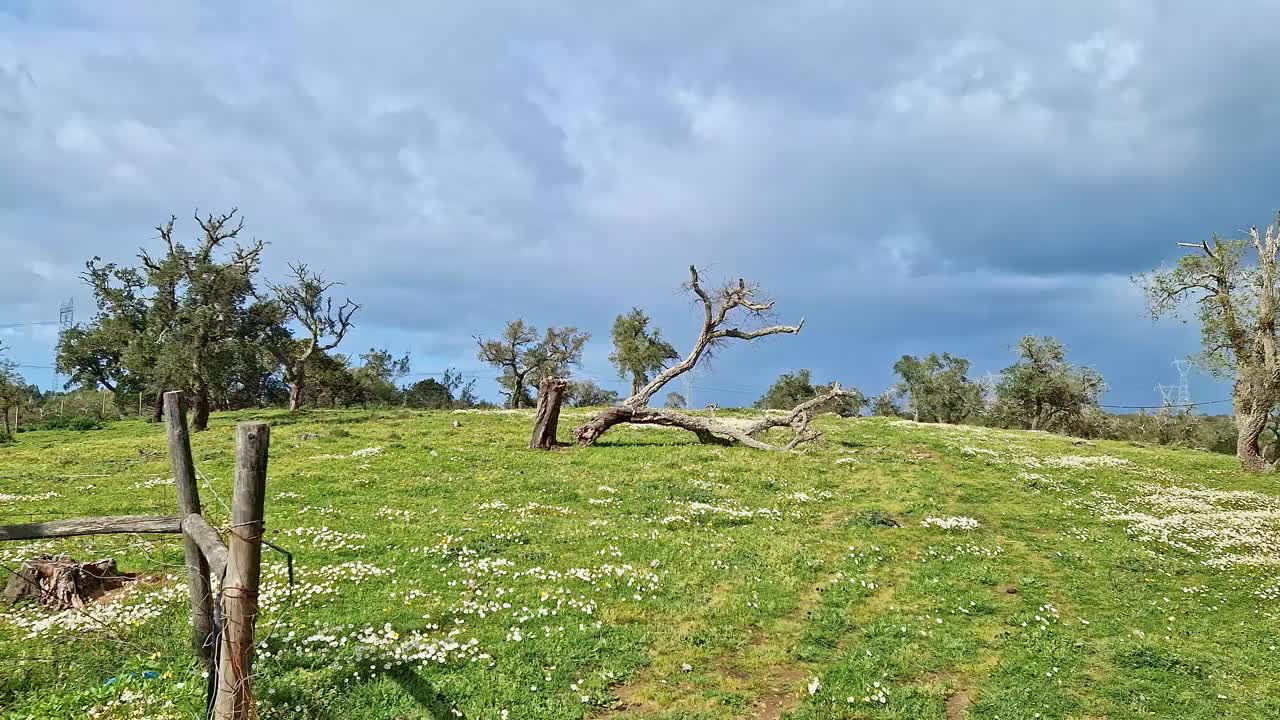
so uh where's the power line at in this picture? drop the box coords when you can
[1097,398,1231,410]
[0,320,59,330]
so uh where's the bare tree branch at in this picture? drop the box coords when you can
[574,264,820,450]
[623,265,802,408]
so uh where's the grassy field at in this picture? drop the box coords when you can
[1,408,1278,719]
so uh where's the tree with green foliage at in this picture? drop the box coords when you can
[476,320,590,408]
[610,308,679,397]
[305,351,364,408]
[871,391,903,417]
[59,210,276,430]
[353,348,411,406]
[1136,215,1280,471]
[404,378,454,409]
[566,380,621,408]
[0,343,26,437]
[57,256,162,417]
[755,369,865,416]
[266,263,360,411]
[664,392,687,409]
[994,336,1104,432]
[891,353,983,424]
[403,368,479,409]
[442,368,481,409]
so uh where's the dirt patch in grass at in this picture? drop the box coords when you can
[945,688,973,719]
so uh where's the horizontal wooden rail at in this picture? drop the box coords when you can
[181,514,229,579]
[0,515,183,542]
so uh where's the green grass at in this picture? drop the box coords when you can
[2,409,1279,719]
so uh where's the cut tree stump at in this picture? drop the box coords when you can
[1,554,134,609]
[530,377,569,450]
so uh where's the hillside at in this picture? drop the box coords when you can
[1,410,1277,719]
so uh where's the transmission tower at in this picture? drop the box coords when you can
[52,299,73,391]
[1171,358,1192,407]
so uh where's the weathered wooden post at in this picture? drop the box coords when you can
[165,391,213,665]
[530,377,569,450]
[214,421,269,720]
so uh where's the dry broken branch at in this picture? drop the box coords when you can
[574,383,845,451]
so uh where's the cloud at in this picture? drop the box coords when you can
[2,1,1276,404]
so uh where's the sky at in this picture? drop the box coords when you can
[2,1,1276,409]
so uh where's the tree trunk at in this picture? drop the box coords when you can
[512,374,528,409]
[578,384,843,451]
[288,373,305,412]
[530,377,569,450]
[575,405,636,446]
[151,392,165,423]
[1237,406,1269,472]
[193,383,212,432]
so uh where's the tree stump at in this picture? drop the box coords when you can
[530,377,569,450]
[1,554,133,609]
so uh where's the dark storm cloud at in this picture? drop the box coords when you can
[1,1,1274,403]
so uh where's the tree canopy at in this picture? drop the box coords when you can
[566,380,621,408]
[0,343,31,437]
[265,262,360,411]
[609,308,679,397]
[476,320,589,408]
[58,210,277,429]
[892,353,983,424]
[994,336,1104,432]
[404,369,480,409]
[755,369,864,416]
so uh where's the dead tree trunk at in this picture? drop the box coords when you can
[576,265,835,451]
[530,377,569,449]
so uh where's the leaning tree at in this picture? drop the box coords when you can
[1137,214,1280,472]
[266,263,360,411]
[574,266,847,451]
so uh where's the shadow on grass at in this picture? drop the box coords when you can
[388,667,461,719]
[583,437,703,448]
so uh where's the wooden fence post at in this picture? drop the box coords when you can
[165,391,213,666]
[214,422,269,720]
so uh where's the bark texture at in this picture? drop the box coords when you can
[1,555,134,609]
[529,377,570,449]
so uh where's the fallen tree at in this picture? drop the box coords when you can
[575,265,845,451]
